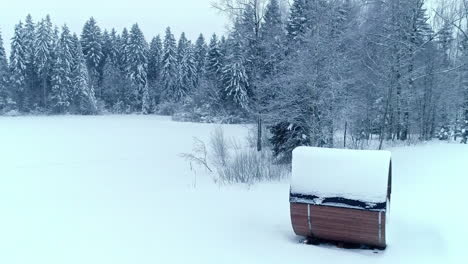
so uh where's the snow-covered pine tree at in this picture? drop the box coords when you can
[194,34,207,86]
[102,55,132,112]
[286,0,311,42]
[461,37,468,133]
[438,19,454,64]
[161,27,178,102]
[127,23,150,113]
[10,22,28,112]
[107,29,120,66]
[34,15,54,108]
[81,17,103,97]
[175,33,197,99]
[101,30,111,64]
[71,35,97,114]
[23,14,39,110]
[50,24,74,113]
[177,33,189,66]
[148,35,163,103]
[100,27,133,111]
[260,0,285,77]
[97,28,119,106]
[179,40,197,96]
[176,32,189,99]
[205,34,223,83]
[222,38,249,109]
[118,28,130,73]
[0,29,13,111]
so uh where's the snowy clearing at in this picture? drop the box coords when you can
[0,115,466,264]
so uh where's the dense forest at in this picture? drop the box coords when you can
[0,0,467,158]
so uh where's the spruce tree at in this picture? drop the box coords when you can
[81,17,103,95]
[106,29,119,66]
[148,35,163,102]
[175,33,196,99]
[0,29,13,111]
[222,39,249,109]
[119,28,130,72]
[260,0,284,76]
[127,24,150,113]
[102,57,132,112]
[10,22,28,111]
[35,15,54,108]
[161,27,178,102]
[286,0,312,42]
[71,36,97,114]
[462,42,468,132]
[50,25,74,113]
[102,30,111,63]
[177,39,197,97]
[205,34,223,82]
[438,20,454,64]
[177,33,189,65]
[194,34,207,86]
[23,14,38,110]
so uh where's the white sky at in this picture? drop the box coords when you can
[1,0,228,55]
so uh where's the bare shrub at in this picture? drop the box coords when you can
[209,127,230,168]
[180,137,213,173]
[217,145,289,184]
[181,127,289,185]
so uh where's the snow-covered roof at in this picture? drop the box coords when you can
[291,147,391,204]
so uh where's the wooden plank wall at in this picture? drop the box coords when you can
[291,203,386,248]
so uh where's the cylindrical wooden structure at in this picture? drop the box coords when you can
[290,147,392,249]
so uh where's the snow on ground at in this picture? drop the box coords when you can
[0,115,466,264]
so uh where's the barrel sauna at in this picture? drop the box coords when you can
[290,147,392,249]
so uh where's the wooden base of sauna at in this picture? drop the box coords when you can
[291,203,386,248]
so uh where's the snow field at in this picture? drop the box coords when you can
[0,115,466,264]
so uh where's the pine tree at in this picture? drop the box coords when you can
[127,24,149,113]
[118,28,130,73]
[108,29,120,65]
[286,0,313,42]
[260,0,285,76]
[178,40,197,96]
[102,57,132,112]
[269,122,311,162]
[462,39,468,132]
[81,17,103,95]
[35,15,54,108]
[10,22,28,111]
[23,14,39,110]
[205,34,223,82]
[194,34,207,86]
[438,20,454,63]
[175,33,196,98]
[102,30,111,63]
[148,35,163,102]
[222,39,249,109]
[177,32,189,65]
[161,27,178,101]
[0,29,13,111]
[70,36,97,114]
[50,25,74,113]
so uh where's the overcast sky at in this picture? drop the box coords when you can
[1,0,228,55]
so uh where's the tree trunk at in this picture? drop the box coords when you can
[344,122,348,148]
[257,115,262,152]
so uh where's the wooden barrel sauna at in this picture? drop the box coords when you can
[290,147,392,249]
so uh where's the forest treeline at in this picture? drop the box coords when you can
[0,0,467,157]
